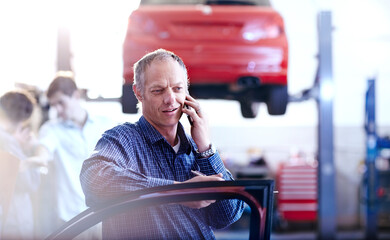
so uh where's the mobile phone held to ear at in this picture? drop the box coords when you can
[184,104,193,126]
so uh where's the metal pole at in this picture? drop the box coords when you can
[57,26,72,71]
[364,78,378,239]
[317,11,337,240]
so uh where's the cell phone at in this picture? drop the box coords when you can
[184,104,193,126]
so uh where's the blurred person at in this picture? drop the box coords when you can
[36,72,116,238]
[80,49,244,239]
[0,90,45,239]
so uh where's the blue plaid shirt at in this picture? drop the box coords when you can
[80,116,244,239]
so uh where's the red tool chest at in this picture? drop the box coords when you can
[276,162,318,223]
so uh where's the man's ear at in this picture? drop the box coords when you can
[133,85,142,102]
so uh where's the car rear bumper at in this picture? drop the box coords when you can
[123,37,288,86]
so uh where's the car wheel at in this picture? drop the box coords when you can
[121,84,138,113]
[266,85,288,115]
[240,100,260,118]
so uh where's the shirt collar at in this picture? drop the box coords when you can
[138,116,192,155]
[138,116,165,144]
[63,112,93,128]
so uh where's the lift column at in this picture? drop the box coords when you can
[365,79,378,240]
[57,26,72,72]
[317,11,337,240]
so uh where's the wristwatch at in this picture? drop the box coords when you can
[197,144,216,158]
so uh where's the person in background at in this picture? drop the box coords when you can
[36,72,116,238]
[80,49,244,239]
[0,90,44,239]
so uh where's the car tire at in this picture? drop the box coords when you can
[266,85,288,115]
[239,100,260,118]
[121,84,138,114]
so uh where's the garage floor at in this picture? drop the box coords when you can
[215,230,390,240]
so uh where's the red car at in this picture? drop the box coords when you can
[122,0,288,118]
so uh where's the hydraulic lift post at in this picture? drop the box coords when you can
[57,26,72,72]
[316,11,337,240]
[364,78,378,240]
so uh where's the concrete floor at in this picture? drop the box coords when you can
[215,230,390,240]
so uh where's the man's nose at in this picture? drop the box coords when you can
[163,89,176,105]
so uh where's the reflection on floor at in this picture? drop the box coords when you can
[215,230,390,240]
[214,212,390,240]
[214,206,390,240]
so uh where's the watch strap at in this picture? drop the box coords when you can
[197,144,216,158]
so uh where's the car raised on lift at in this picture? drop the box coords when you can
[122,0,289,118]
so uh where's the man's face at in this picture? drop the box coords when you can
[136,58,187,132]
[48,91,77,121]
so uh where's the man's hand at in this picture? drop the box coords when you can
[182,95,211,152]
[175,173,224,209]
[13,124,33,147]
[19,145,51,173]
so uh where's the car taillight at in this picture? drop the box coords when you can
[242,22,281,41]
[264,24,282,38]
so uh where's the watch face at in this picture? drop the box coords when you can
[199,144,215,158]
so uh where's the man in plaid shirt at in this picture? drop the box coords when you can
[80,49,244,239]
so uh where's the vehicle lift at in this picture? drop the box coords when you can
[289,11,337,240]
[364,78,390,240]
